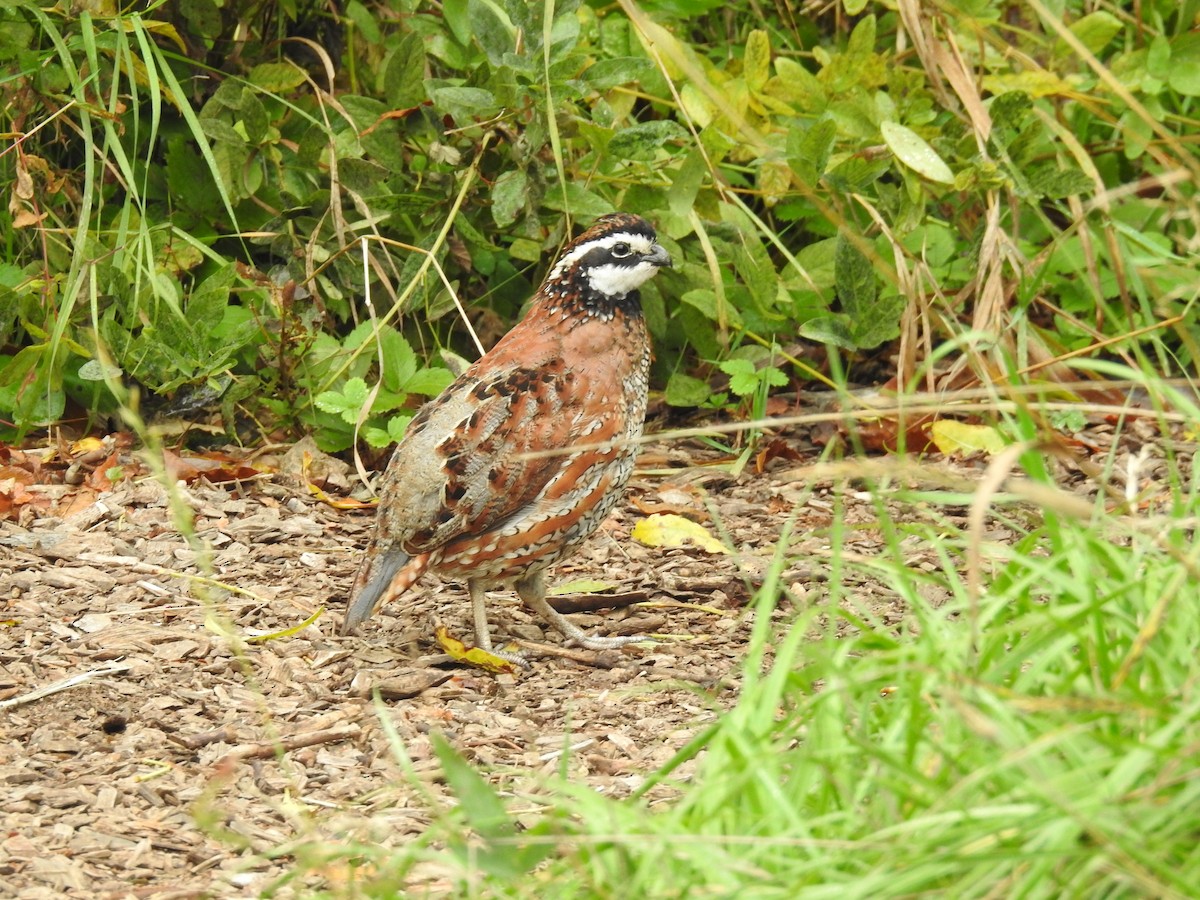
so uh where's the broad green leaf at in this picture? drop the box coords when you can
[1168,33,1200,96]
[835,233,875,318]
[846,14,876,56]
[788,118,836,185]
[403,367,454,397]
[800,314,856,349]
[849,294,905,349]
[665,372,712,407]
[429,86,497,122]
[1146,34,1170,80]
[541,181,613,219]
[1058,11,1123,58]
[669,149,706,217]
[343,0,382,43]
[880,121,954,184]
[608,120,687,160]
[247,61,305,93]
[378,329,417,393]
[491,169,528,227]
[680,288,741,327]
[383,32,427,108]
[1027,165,1094,199]
[584,56,652,89]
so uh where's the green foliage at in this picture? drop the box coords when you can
[306,405,1200,895]
[1,0,1198,443]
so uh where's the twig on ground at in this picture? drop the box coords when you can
[214,724,361,767]
[0,660,132,711]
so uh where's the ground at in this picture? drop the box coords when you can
[1,417,1129,897]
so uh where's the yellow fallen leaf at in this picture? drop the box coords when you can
[632,513,727,554]
[929,420,1007,456]
[244,606,325,642]
[435,626,521,675]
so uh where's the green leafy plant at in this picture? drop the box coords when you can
[310,324,454,452]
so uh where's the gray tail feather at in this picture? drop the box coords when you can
[341,547,409,635]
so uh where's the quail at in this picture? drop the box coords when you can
[341,213,671,657]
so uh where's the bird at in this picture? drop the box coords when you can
[340,212,671,659]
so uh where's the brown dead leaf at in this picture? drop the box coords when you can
[754,437,804,473]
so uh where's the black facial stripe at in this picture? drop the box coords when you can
[575,245,648,268]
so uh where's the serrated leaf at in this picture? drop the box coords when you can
[880,121,954,184]
[929,420,1007,456]
[491,169,527,227]
[378,330,417,393]
[403,367,454,397]
[387,414,413,442]
[632,514,726,554]
[314,377,369,423]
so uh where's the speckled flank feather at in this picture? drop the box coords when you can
[342,213,671,654]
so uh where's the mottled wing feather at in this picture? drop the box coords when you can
[374,360,619,555]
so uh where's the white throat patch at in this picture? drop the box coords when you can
[584,260,663,297]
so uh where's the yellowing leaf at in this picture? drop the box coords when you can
[929,420,1007,456]
[679,83,714,128]
[435,626,521,675]
[632,514,727,554]
[744,30,772,93]
[880,121,954,184]
[244,606,324,642]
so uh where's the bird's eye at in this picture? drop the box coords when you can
[611,242,631,258]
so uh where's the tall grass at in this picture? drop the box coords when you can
[305,367,1198,898]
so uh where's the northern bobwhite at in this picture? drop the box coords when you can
[340,213,671,656]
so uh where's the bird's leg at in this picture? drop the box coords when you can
[516,571,650,650]
[469,579,493,651]
[468,579,529,668]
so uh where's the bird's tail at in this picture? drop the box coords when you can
[341,546,423,635]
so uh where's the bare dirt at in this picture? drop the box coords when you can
[0,415,1156,898]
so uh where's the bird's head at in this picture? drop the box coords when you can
[542,213,671,313]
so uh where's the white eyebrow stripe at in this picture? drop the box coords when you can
[549,232,657,278]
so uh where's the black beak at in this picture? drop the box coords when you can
[646,243,672,268]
